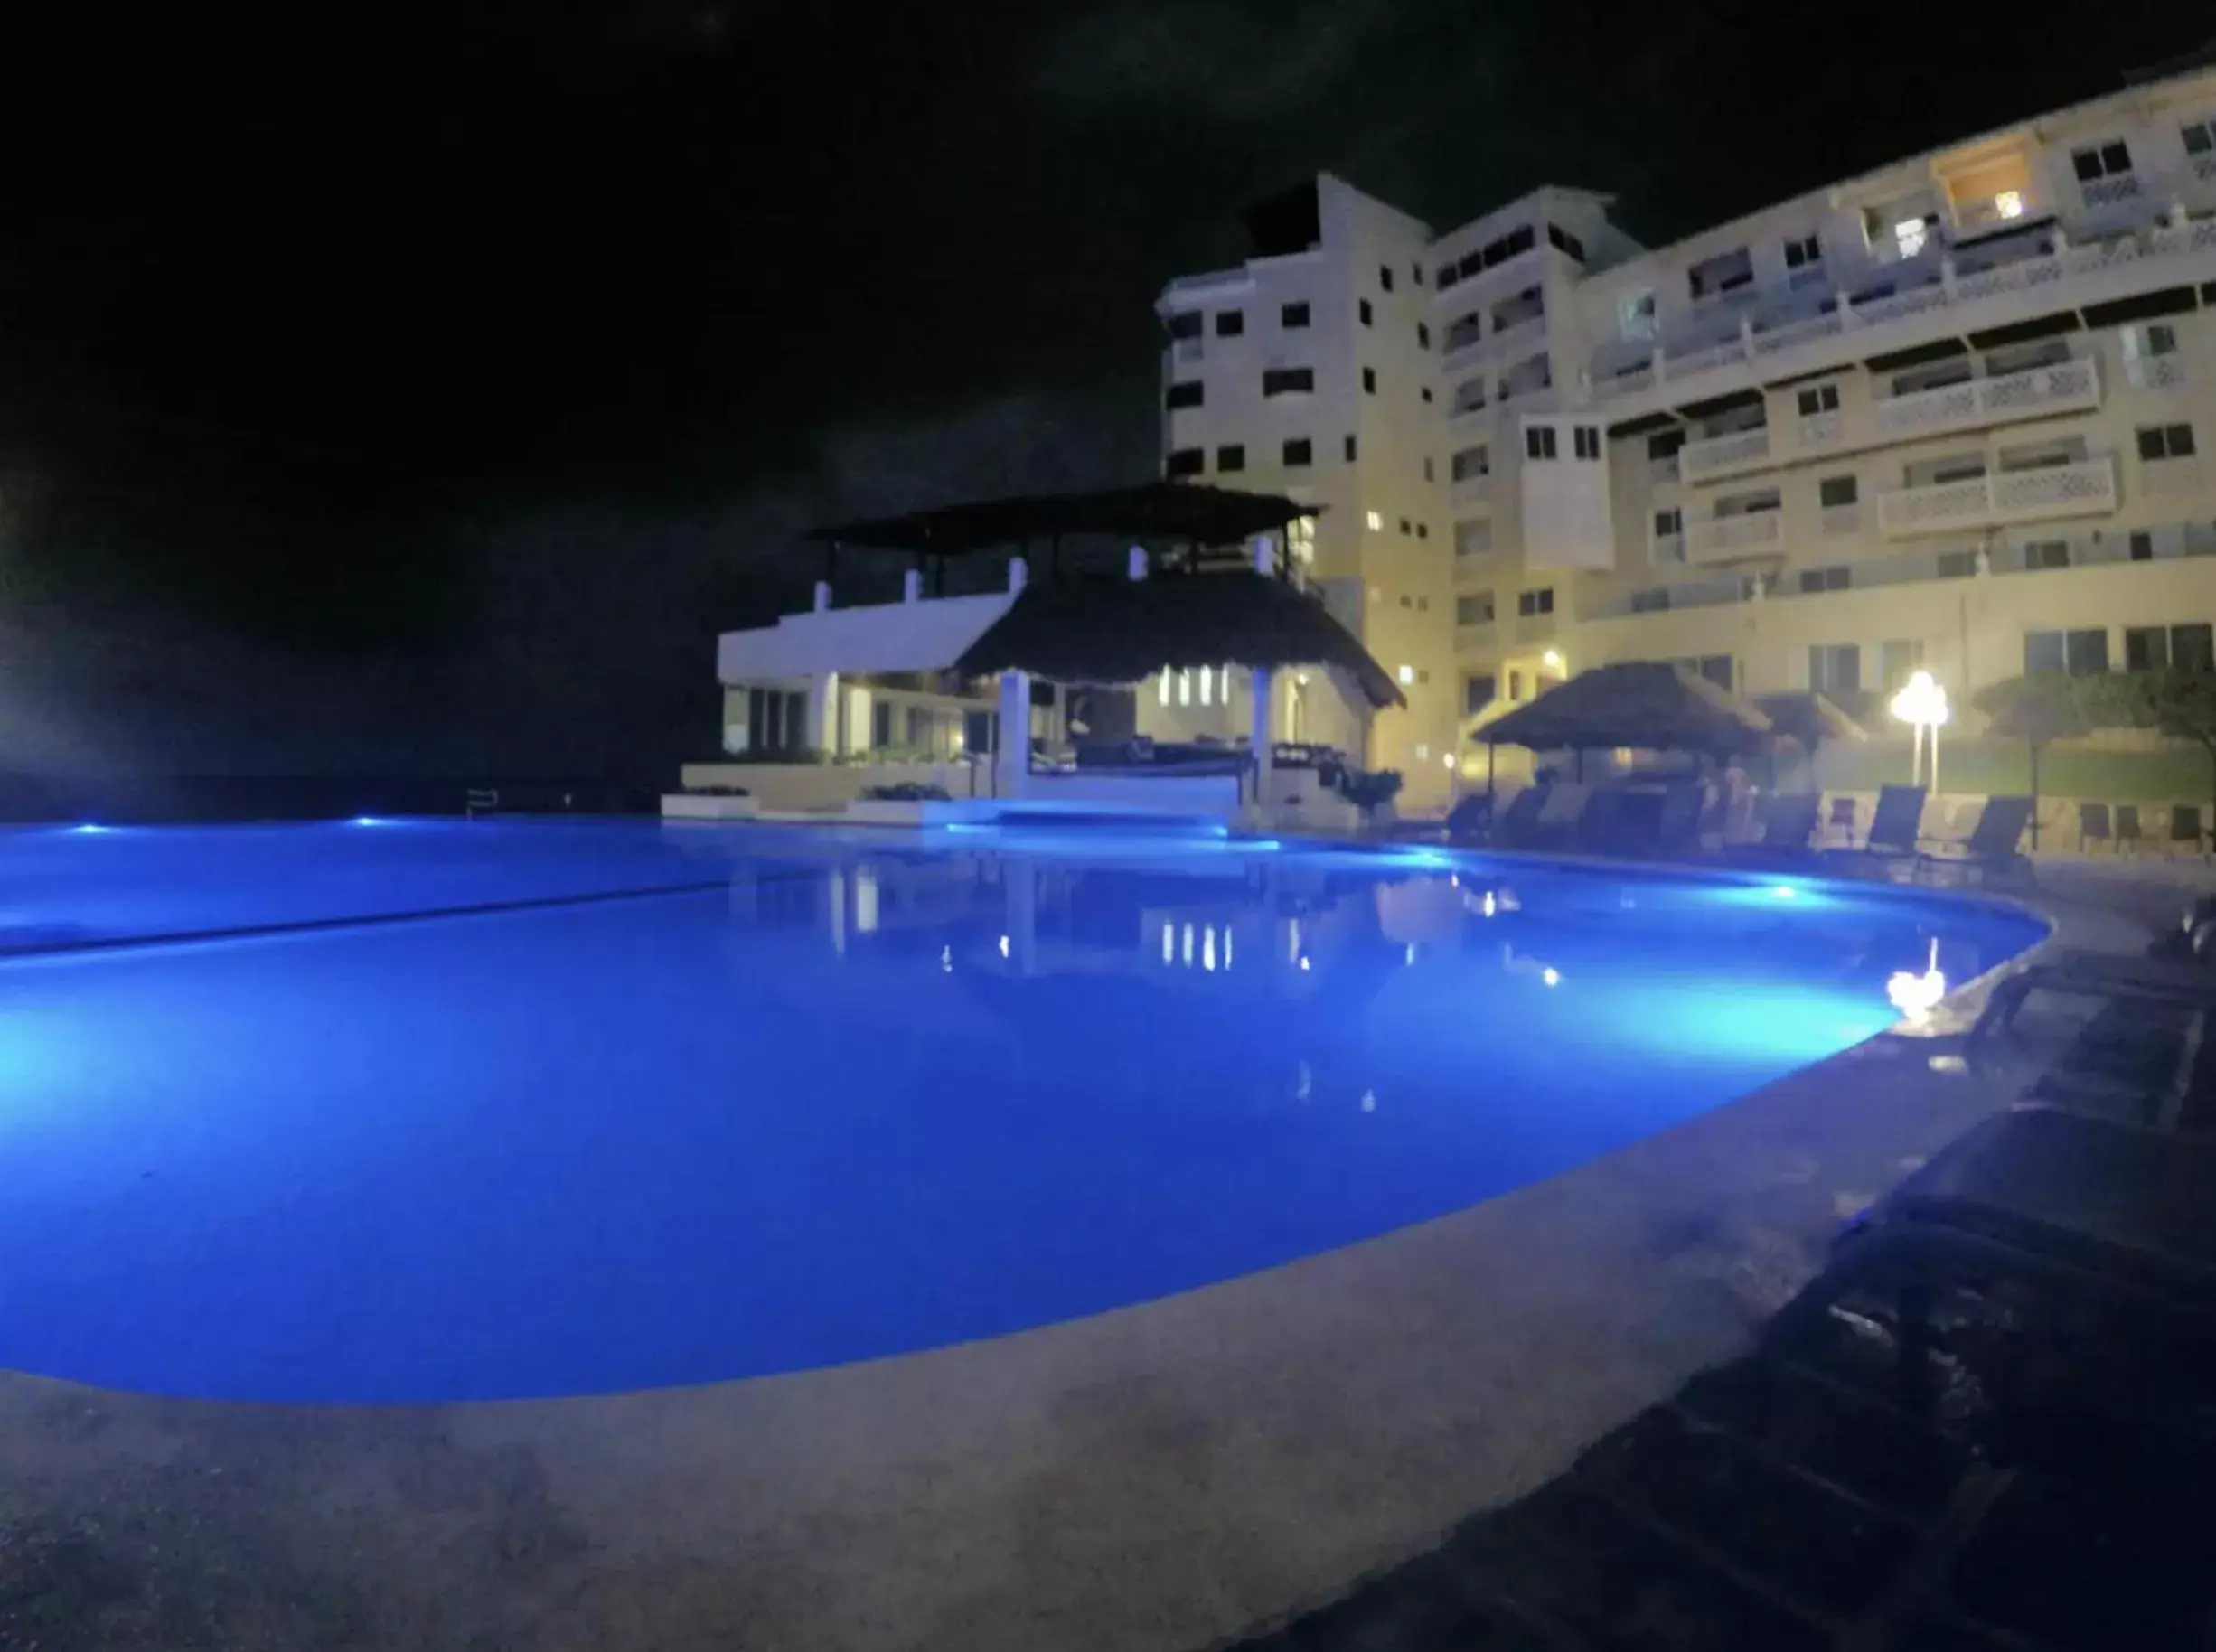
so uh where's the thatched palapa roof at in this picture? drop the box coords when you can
[1480,662,1770,754]
[806,483,1316,556]
[955,573,1404,709]
[1751,691,1867,749]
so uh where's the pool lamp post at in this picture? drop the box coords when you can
[1889,670,1951,796]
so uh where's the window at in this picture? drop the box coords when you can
[1798,383,1842,417]
[1287,516,1315,563]
[1893,216,1932,259]
[2023,540,2070,571]
[1215,309,1244,336]
[1619,290,1657,340]
[1808,643,1861,695]
[1421,387,1434,403]
[1423,455,1435,482]
[1344,434,1357,462]
[1573,425,1601,461]
[1282,437,1312,467]
[1647,428,1685,462]
[1798,565,1852,593]
[2071,139,2134,181]
[1451,378,1488,415]
[1675,655,1734,691]
[1263,367,1314,397]
[1398,518,1413,537]
[1454,518,1493,558]
[1412,261,1424,286]
[1216,444,1245,473]
[1546,222,1587,262]
[2137,423,2197,461]
[2177,624,2216,673]
[1878,639,1924,690]
[1525,425,1558,461]
[1165,447,1205,478]
[1416,600,1431,616]
[1818,474,1858,507]
[1630,587,1671,614]
[1517,587,1555,618]
[2127,624,2216,673]
[1378,264,1394,292]
[1938,549,1979,579]
[1653,507,1684,537]
[1166,311,1202,341]
[2127,626,2169,671]
[2127,322,2180,364]
[870,699,893,748]
[1451,445,1490,481]
[1164,380,1203,409]
[1783,233,1823,268]
[1687,247,1755,299]
[2024,628,2109,675]
[1358,298,1374,326]
[1416,322,1431,350]
[1462,672,1498,713]
[2132,530,2156,562]
[1416,522,1430,540]
[1281,301,1311,329]
[2184,119,2215,156]
[1365,510,1383,530]
[1362,366,1377,394]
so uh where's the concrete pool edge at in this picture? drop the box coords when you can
[0,879,2117,1652]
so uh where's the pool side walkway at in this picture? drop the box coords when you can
[0,865,2181,1652]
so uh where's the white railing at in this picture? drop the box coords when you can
[1450,473,1493,506]
[2197,154,2216,183]
[1454,622,1498,652]
[1649,531,1688,565]
[1171,339,1203,364]
[1591,215,2216,405]
[1677,425,1772,482]
[1510,615,1558,645]
[1685,510,1785,562]
[1648,455,1680,485]
[1870,357,2100,439]
[1876,456,2118,537]
[1820,502,1862,537]
[1798,408,1845,448]
[1488,312,1546,353]
[2127,353,2192,391]
[2081,174,2142,207]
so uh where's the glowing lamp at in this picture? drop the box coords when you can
[1889,670,1951,793]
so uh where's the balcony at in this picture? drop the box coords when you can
[1449,473,1494,508]
[1509,615,1558,647]
[1798,408,1845,449]
[1875,456,2118,538]
[2126,353,2193,391]
[1820,502,1863,538]
[1677,426,1772,483]
[1170,338,1205,366]
[1649,531,1688,566]
[1684,510,1784,563]
[1588,214,2216,417]
[1454,621,1498,654]
[1870,358,2100,440]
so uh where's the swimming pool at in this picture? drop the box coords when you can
[0,819,2044,1403]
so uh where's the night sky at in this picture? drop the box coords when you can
[0,3,2205,782]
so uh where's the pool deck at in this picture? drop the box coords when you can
[0,860,2192,1651]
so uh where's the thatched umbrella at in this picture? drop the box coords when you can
[1751,691,1867,793]
[1481,662,1772,767]
[954,572,1404,709]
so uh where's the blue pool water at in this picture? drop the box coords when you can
[0,819,2046,1403]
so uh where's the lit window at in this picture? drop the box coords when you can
[1198,665,1214,706]
[1994,190,2024,220]
[1157,671,1169,706]
[1397,664,1415,686]
[1287,517,1315,563]
[1366,510,1384,531]
[1178,670,1191,707]
[1893,218,1929,259]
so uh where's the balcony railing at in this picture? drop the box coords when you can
[1172,338,1204,365]
[1876,456,2118,538]
[1685,510,1784,562]
[1798,408,1845,449]
[1870,358,2100,440]
[2080,174,2142,208]
[1820,502,1862,537]
[1510,614,1558,646]
[1450,474,1493,507]
[1677,426,1772,483]
[1454,621,1498,653]
[2126,353,2192,390]
[1649,531,1687,565]
[1590,214,2216,405]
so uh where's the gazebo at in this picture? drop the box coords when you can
[1477,662,1774,799]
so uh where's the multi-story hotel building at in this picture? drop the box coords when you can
[1158,60,2216,808]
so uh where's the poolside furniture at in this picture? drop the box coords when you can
[1768,1107,2216,1392]
[1531,783,1592,849]
[1826,794,1858,846]
[1488,783,1552,848]
[1970,948,2216,1049]
[1865,784,1927,856]
[1657,782,1704,849]
[1914,794,2033,885]
[2116,803,2145,854]
[2171,804,2211,858]
[2078,801,2112,853]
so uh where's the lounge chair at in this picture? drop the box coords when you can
[2171,804,2211,857]
[1819,784,1924,875]
[1767,1108,2216,1396]
[1826,794,1858,846]
[1914,794,2033,885]
[1970,948,2216,1046]
[2117,803,2145,855]
[1488,783,1551,848]
[1530,782,1592,849]
[1714,791,1821,866]
[2079,801,2112,853]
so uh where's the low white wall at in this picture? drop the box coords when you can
[1018,774,1244,819]
[661,793,759,821]
[678,762,978,812]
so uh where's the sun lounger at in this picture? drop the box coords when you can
[1971,949,2216,1044]
[1914,794,2033,885]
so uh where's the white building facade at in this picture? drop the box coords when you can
[1158,64,2216,809]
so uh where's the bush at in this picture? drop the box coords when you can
[1337,767,1404,813]
[861,782,952,802]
